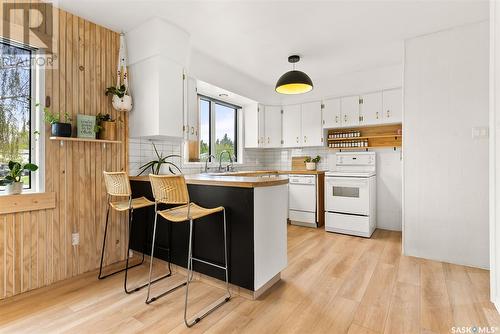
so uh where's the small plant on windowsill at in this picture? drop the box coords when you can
[0,161,38,195]
[43,107,72,137]
[137,143,182,176]
[304,155,321,171]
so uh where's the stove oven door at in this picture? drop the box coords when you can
[325,176,370,216]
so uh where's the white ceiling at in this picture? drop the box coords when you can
[57,0,489,88]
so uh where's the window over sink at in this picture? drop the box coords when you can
[198,95,239,163]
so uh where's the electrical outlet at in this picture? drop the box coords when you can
[71,232,79,246]
[129,249,134,258]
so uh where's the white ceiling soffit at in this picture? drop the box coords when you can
[57,0,489,90]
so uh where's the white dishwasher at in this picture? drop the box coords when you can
[288,175,317,228]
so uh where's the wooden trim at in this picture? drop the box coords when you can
[49,137,122,144]
[0,193,56,214]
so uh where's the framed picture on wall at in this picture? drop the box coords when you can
[77,114,96,139]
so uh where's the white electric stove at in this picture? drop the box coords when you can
[324,152,376,237]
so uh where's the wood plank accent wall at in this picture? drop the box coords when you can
[0,2,128,300]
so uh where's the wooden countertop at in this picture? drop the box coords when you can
[213,170,326,176]
[130,174,289,188]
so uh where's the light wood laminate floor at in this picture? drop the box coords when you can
[0,225,498,333]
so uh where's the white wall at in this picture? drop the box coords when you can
[404,21,489,268]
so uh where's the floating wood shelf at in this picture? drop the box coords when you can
[327,134,402,141]
[327,124,402,150]
[49,136,122,144]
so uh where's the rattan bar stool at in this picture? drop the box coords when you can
[147,174,231,327]
[99,172,169,294]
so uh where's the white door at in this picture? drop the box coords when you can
[186,76,198,140]
[244,103,259,148]
[382,88,402,123]
[322,98,341,128]
[359,92,383,126]
[282,104,302,147]
[301,101,323,146]
[258,104,265,148]
[325,177,370,216]
[264,105,282,148]
[340,96,360,127]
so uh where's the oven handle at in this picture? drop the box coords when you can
[326,179,369,188]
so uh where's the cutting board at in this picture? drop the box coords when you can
[292,156,309,170]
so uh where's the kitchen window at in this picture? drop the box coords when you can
[199,95,239,162]
[0,41,41,192]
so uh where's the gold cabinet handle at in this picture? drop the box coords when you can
[376,112,379,119]
[387,110,390,118]
[191,126,194,135]
[335,115,339,123]
[344,115,347,122]
[268,137,270,144]
[296,136,299,143]
[304,136,307,142]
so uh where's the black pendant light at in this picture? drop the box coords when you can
[275,55,313,95]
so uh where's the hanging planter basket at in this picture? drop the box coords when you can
[112,94,132,112]
[108,33,133,112]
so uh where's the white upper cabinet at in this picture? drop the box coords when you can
[185,76,198,141]
[282,105,302,147]
[322,98,341,128]
[127,18,189,139]
[301,101,323,147]
[382,88,402,123]
[341,96,360,127]
[359,92,383,126]
[264,106,282,148]
[258,104,265,147]
[244,103,259,148]
[129,55,184,139]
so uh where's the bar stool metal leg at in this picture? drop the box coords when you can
[184,209,231,328]
[98,200,145,280]
[145,203,186,304]
[123,208,148,293]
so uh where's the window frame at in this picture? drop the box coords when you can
[0,40,44,194]
[198,94,240,163]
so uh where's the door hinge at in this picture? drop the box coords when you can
[322,120,325,125]
[281,140,284,144]
[321,137,324,142]
[321,103,325,109]
[183,73,186,80]
[359,98,363,104]
[281,109,284,114]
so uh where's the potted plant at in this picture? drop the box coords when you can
[44,108,72,137]
[304,155,321,171]
[105,84,133,112]
[95,113,116,141]
[137,143,182,175]
[0,161,38,195]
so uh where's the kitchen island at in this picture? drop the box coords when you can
[129,174,289,298]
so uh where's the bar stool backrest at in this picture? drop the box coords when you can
[149,174,190,205]
[103,171,132,197]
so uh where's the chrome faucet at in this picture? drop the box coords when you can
[204,154,217,173]
[218,151,233,172]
